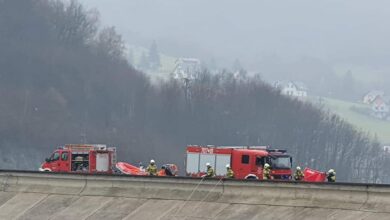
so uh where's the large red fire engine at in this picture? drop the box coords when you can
[186,145,292,180]
[39,144,117,174]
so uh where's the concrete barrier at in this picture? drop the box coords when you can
[0,171,390,219]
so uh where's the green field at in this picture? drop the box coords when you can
[317,97,390,143]
[127,45,177,74]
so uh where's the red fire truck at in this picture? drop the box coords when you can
[186,145,292,180]
[39,144,117,174]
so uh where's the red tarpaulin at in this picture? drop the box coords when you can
[116,162,147,175]
[116,162,178,176]
[303,167,326,182]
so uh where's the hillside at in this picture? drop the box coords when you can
[127,45,177,74]
[318,98,390,143]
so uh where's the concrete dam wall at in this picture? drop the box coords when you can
[0,171,389,219]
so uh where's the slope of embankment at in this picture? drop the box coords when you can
[0,171,389,220]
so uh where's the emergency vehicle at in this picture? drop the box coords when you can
[186,145,292,179]
[39,144,117,174]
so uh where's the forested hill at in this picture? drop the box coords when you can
[0,0,386,183]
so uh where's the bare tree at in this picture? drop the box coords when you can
[96,26,125,60]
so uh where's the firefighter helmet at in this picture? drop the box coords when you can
[264,163,270,168]
[226,164,230,168]
[150,159,155,164]
[328,169,335,174]
[206,162,211,167]
[296,166,301,170]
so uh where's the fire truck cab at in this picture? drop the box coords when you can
[39,144,116,174]
[186,145,292,180]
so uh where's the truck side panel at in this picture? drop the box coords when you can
[199,154,215,173]
[186,153,200,175]
[215,154,230,176]
[186,146,232,177]
[96,152,110,172]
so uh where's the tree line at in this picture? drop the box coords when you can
[0,0,387,183]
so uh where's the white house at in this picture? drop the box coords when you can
[275,81,308,98]
[371,96,389,119]
[361,90,390,120]
[363,90,385,104]
[171,58,201,80]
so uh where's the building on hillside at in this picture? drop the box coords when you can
[383,146,390,154]
[363,90,385,104]
[371,96,389,119]
[171,58,201,80]
[274,81,308,98]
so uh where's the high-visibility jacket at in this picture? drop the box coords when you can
[294,170,304,181]
[146,164,157,176]
[327,173,336,182]
[226,168,234,178]
[206,167,215,177]
[263,167,271,180]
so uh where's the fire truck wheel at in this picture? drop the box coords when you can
[246,176,257,180]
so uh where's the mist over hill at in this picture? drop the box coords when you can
[81,0,390,97]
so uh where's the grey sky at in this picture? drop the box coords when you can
[80,0,390,73]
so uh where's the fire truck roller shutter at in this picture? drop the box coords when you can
[96,153,109,172]
[199,154,215,173]
[215,154,231,176]
[186,153,200,174]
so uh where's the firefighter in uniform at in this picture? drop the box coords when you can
[225,164,234,178]
[263,163,271,180]
[294,166,304,181]
[205,162,215,177]
[327,169,336,182]
[146,159,158,176]
[157,165,174,176]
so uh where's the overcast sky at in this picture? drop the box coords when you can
[80,0,390,74]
